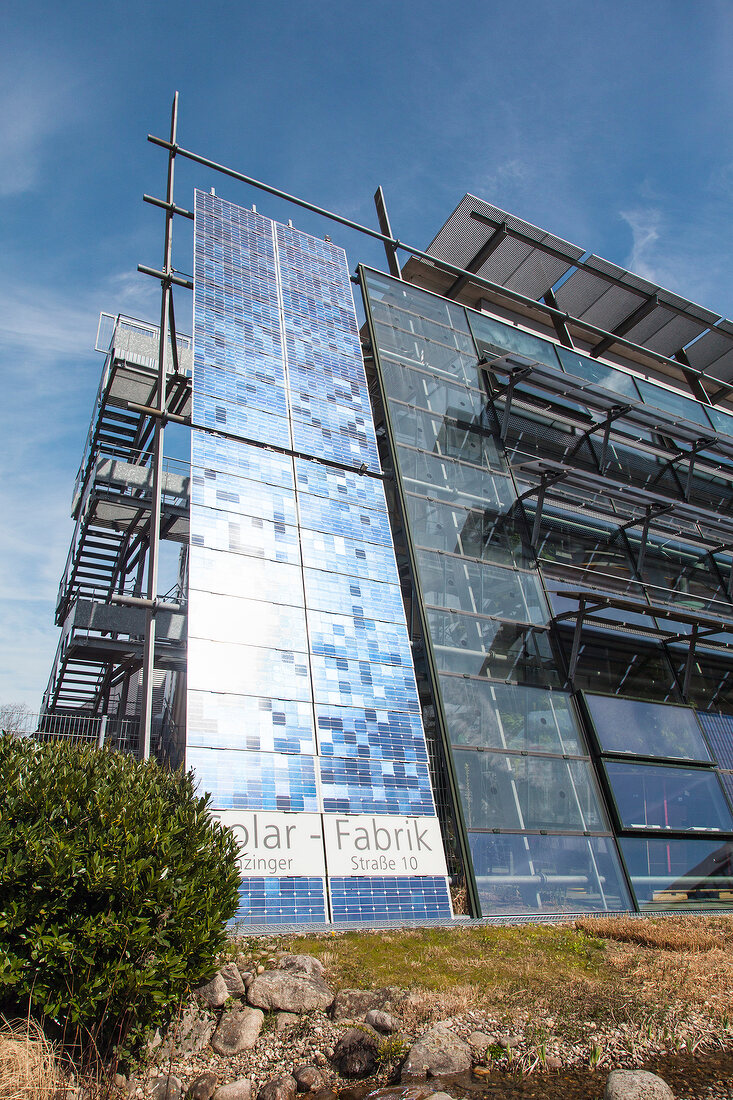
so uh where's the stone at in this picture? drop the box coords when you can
[220,961,247,997]
[545,1056,562,1070]
[331,1028,380,1078]
[152,1077,183,1100]
[278,953,325,979]
[401,1026,473,1079]
[604,1070,675,1100]
[212,1082,252,1100]
[467,1031,496,1056]
[257,1076,297,1100]
[196,973,229,1009]
[331,989,390,1020]
[364,1009,398,1034]
[160,1004,216,1058]
[276,1011,300,1032]
[188,1073,219,1100]
[247,971,334,1013]
[293,1066,325,1093]
[211,1005,264,1055]
[424,1093,455,1100]
[498,1034,521,1049]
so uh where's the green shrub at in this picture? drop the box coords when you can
[0,735,241,1055]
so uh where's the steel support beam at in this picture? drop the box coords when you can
[446,222,508,300]
[590,294,659,359]
[140,92,178,760]
[373,187,402,279]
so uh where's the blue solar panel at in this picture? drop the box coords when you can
[697,711,733,770]
[189,192,451,928]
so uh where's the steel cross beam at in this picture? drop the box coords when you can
[590,293,659,359]
[445,222,509,300]
[617,504,675,576]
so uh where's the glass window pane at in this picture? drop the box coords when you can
[605,761,733,832]
[620,837,733,910]
[555,347,641,400]
[404,492,530,569]
[556,625,681,702]
[389,402,502,468]
[454,749,606,831]
[380,360,486,419]
[467,312,561,371]
[584,694,710,761]
[705,406,733,439]
[417,550,548,624]
[397,447,507,505]
[442,679,586,754]
[696,711,733,770]
[470,833,631,914]
[635,379,713,427]
[430,613,560,687]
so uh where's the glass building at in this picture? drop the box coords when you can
[44,189,733,922]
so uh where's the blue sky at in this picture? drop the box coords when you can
[2,0,733,707]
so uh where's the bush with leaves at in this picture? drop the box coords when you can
[0,734,241,1056]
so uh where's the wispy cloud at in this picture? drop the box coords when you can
[0,57,83,199]
[619,207,663,283]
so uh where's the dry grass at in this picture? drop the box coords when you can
[576,914,733,953]
[0,1019,62,1100]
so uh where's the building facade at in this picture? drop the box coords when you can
[44,189,733,923]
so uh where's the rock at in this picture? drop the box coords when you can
[545,1056,562,1070]
[196,974,229,1009]
[152,1077,183,1100]
[220,961,247,997]
[499,1034,521,1049]
[276,1011,300,1032]
[331,989,390,1020]
[257,965,265,975]
[160,1004,216,1058]
[247,971,334,1013]
[313,1052,327,1067]
[293,1066,325,1093]
[278,954,325,979]
[425,1093,455,1100]
[401,1026,473,1079]
[467,1031,496,1056]
[605,1070,675,1100]
[212,1082,252,1100]
[211,1005,264,1055]
[331,1028,380,1078]
[188,1073,219,1100]
[364,1009,398,1034]
[257,1076,297,1100]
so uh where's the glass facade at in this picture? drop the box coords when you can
[361,266,733,916]
[190,194,451,925]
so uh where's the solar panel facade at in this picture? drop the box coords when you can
[189,191,451,925]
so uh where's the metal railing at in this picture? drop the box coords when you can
[5,711,141,756]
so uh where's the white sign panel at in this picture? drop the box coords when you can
[323,815,448,877]
[214,811,326,878]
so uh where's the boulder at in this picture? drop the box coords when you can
[331,989,393,1020]
[247,972,333,1013]
[257,1076,297,1100]
[278,954,325,979]
[293,1066,325,1093]
[152,1077,183,1100]
[605,1070,674,1100]
[401,1026,472,1079]
[212,1082,253,1100]
[187,1073,219,1100]
[196,973,229,1009]
[160,1004,216,1059]
[364,1009,398,1034]
[220,961,247,997]
[211,1005,264,1055]
[331,1028,380,1078]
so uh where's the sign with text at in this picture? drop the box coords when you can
[323,815,448,877]
[214,811,326,878]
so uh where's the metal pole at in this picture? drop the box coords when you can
[140,91,178,761]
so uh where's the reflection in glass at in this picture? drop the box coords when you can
[389,403,502,468]
[404,492,530,569]
[555,347,641,400]
[604,761,733,832]
[556,625,681,702]
[454,749,605,831]
[380,359,486,419]
[467,312,561,371]
[620,837,733,910]
[417,550,547,624]
[635,379,713,427]
[430,613,560,687]
[584,694,710,761]
[398,447,508,506]
[536,508,634,590]
[470,833,631,914]
[443,680,585,754]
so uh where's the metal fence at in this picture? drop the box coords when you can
[2,710,141,757]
